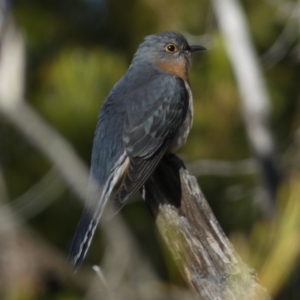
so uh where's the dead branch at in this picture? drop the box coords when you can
[144,154,270,300]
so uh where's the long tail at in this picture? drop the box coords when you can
[68,152,127,269]
[68,179,106,269]
[68,208,97,268]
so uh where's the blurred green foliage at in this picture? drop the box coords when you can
[0,0,299,299]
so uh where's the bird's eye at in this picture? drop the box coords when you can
[166,44,177,53]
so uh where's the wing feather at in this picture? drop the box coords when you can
[113,75,189,212]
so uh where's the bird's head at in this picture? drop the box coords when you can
[132,31,205,80]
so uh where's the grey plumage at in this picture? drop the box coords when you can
[68,31,205,268]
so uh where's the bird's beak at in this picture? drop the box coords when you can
[190,45,206,52]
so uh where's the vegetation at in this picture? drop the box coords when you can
[0,0,299,299]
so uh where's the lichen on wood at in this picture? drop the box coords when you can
[144,154,269,300]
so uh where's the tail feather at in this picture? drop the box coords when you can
[68,208,97,268]
[68,152,127,269]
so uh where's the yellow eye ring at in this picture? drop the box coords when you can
[166,44,177,53]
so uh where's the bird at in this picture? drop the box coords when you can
[68,31,205,268]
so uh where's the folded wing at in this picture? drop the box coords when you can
[113,75,189,212]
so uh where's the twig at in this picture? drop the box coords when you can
[0,102,90,200]
[0,169,65,221]
[92,265,113,294]
[186,158,257,177]
[261,6,300,68]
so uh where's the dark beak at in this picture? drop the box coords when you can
[190,45,206,52]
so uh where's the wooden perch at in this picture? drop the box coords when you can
[144,154,270,300]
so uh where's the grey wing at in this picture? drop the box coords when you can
[113,76,189,212]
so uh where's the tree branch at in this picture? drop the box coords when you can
[211,0,281,218]
[186,158,257,177]
[144,154,270,300]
